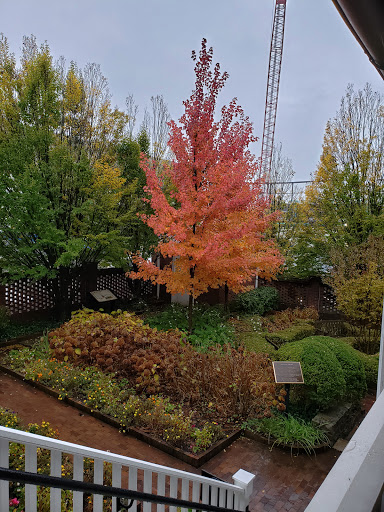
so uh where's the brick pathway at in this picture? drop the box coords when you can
[0,372,341,511]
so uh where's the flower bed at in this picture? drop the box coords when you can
[1,308,286,463]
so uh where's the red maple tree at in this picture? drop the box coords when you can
[130,39,283,331]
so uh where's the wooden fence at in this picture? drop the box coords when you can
[260,277,339,318]
[0,268,157,321]
[0,269,339,321]
[199,277,339,318]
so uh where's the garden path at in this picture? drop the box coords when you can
[0,372,342,511]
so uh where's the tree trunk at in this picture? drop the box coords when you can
[224,283,229,313]
[188,294,193,335]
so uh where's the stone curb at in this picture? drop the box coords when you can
[0,364,241,468]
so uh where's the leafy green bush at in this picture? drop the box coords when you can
[145,303,234,349]
[243,414,330,454]
[265,323,315,349]
[356,352,379,389]
[314,336,367,400]
[231,286,279,315]
[277,338,346,411]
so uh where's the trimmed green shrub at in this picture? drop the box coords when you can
[306,336,367,400]
[277,338,346,411]
[356,352,379,389]
[232,286,279,315]
[265,322,315,349]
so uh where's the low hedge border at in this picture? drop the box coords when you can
[265,323,316,349]
[0,364,241,468]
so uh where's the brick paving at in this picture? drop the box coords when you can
[0,372,342,511]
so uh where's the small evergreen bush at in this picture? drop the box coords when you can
[314,336,367,400]
[277,338,346,411]
[232,286,279,315]
[277,336,368,411]
[356,351,379,389]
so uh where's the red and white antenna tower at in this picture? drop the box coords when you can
[260,0,287,179]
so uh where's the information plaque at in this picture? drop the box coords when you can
[272,361,304,384]
[90,289,117,303]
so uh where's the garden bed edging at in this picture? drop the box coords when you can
[0,363,241,468]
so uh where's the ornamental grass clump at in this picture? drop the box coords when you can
[243,414,330,455]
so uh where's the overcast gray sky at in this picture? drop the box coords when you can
[2,0,383,180]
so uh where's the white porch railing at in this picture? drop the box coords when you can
[305,389,384,512]
[0,426,255,512]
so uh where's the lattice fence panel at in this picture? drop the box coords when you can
[96,270,135,300]
[67,275,84,308]
[320,285,338,314]
[138,279,156,297]
[4,279,55,316]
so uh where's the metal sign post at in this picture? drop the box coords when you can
[272,361,304,414]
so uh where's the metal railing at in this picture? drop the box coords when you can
[0,426,255,512]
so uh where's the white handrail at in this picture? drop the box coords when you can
[0,426,255,512]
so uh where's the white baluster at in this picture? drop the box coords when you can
[192,480,200,511]
[50,449,61,512]
[180,478,189,512]
[25,443,37,512]
[128,466,137,511]
[143,469,152,512]
[0,439,9,512]
[93,458,104,511]
[169,476,178,512]
[73,454,84,511]
[210,484,218,508]
[157,472,165,512]
[218,485,227,508]
[226,489,234,510]
[111,463,121,512]
[201,482,209,505]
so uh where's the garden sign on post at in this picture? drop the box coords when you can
[272,361,304,414]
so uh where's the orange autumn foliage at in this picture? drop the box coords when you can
[130,40,283,298]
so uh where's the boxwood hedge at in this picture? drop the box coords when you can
[277,337,346,411]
